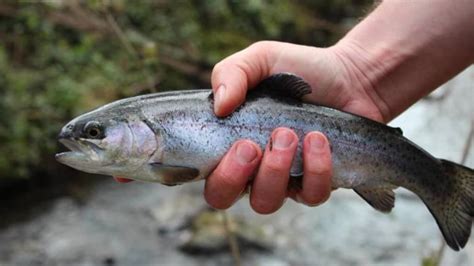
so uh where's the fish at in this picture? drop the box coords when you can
[55,73,474,251]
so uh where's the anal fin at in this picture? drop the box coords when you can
[353,186,396,213]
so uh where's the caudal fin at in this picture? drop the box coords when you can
[424,160,474,251]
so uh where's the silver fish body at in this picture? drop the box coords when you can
[56,74,474,251]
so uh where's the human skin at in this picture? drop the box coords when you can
[203,0,474,214]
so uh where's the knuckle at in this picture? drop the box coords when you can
[234,73,249,98]
[211,61,224,77]
[263,160,287,176]
[306,155,332,177]
[217,170,244,189]
[307,166,332,178]
[249,40,275,51]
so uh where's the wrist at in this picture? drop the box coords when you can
[330,0,474,121]
[328,39,404,122]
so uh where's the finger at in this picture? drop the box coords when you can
[204,140,262,209]
[211,41,281,117]
[297,132,332,206]
[250,128,298,214]
[114,176,134,183]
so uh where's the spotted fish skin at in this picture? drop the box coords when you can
[56,73,474,251]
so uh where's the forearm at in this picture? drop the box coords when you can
[334,0,474,121]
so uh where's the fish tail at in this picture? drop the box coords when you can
[423,160,474,251]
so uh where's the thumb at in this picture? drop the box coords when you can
[211,41,280,117]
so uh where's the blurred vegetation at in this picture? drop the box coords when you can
[0,0,371,180]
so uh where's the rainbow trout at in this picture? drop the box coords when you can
[56,73,474,250]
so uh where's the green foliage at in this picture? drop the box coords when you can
[0,0,370,179]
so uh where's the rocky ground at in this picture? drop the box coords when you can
[0,67,473,266]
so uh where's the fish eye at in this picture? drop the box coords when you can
[84,121,103,139]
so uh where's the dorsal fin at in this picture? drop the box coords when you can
[252,73,312,100]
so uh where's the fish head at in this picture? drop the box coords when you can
[55,110,158,178]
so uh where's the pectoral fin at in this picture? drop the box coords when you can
[150,163,200,186]
[353,186,396,213]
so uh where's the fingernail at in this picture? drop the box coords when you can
[309,133,326,151]
[236,142,258,164]
[273,129,294,149]
[214,84,226,114]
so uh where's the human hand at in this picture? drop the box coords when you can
[204,41,387,213]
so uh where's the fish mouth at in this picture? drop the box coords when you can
[55,138,103,165]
